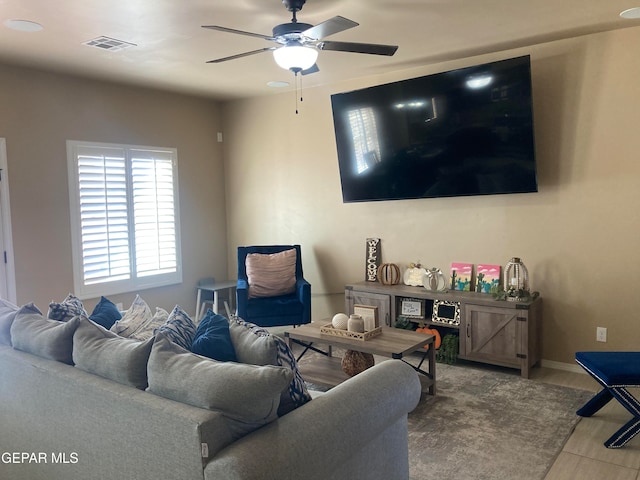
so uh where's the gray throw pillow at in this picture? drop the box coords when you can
[0,298,21,345]
[228,317,312,415]
[147,333,292,427]
[73,317,154,389]
[228,318,279,365]
[10,311,80,364]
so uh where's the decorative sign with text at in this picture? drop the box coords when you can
[365,238,381,282]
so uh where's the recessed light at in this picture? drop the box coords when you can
[267,81,290,88]
[620,7,640,19]
[3,19,44,32]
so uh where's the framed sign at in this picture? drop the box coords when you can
[365,238,381,282]
[400,298,424,318]
[353,304,379,331]
[432,300,461,325]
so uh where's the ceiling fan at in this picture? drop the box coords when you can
[202,0,398,75]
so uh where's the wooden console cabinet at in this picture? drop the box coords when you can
[345,282,542,378]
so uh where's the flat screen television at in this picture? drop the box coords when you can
[331,55,538,203]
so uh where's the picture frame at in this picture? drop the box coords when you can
[432,299,461,325]
[450,262,473,291]
[353,304,379,331]
[400,298,424,318]
[475,264,501,294]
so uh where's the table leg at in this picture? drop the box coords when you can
[427,341,436,395]
[394,338,436,395]
[195,289,202,322]
[227,286,236,314]
[213,291,220,314]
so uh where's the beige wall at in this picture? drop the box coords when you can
[222,27,640,364]
[0,64,227,315]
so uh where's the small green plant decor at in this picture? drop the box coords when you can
[436,333,459,365]
[394,318,458,364]
[492,287,540,302]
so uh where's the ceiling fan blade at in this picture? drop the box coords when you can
[202,25,275,41]
[303,16,358,40]
[206,47,276,64]
[318,41,398,56]
[301,63,320,75]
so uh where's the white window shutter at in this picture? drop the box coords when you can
[131,149,178,278]
[76,145,131,285]
[68,141,181,298]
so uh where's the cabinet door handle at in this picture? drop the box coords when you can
[466,323,470,337]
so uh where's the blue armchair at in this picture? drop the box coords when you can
[236,245,311,327]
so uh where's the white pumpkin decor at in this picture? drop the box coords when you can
[331,313,349,330]
[404,262,427,286]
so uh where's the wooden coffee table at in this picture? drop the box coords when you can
[285,323,436,395]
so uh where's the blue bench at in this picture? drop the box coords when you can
[575,351,640,448]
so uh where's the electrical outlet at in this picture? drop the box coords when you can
[596,327,607,342]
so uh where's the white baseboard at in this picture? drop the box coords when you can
[540,359,586,375]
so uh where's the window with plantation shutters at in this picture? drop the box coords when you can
[67,141,182,298]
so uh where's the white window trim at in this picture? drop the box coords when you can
[0,138,17,303]
[67,140,182,299]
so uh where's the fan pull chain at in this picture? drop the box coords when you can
[295,72,299,114]
[299,73,304,104]
[293,71,303,115]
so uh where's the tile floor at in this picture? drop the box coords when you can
[531,367,640,480]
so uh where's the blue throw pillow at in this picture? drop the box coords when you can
[89,296,122,329]
[192,311,238,362]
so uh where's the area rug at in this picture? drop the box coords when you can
[406,363,592,480]
[302,356,592,480]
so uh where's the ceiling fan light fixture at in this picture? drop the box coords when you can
[273,44,318,71]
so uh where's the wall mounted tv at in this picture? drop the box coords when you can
[331,55,538,203]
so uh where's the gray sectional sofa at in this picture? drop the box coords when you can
[0,305,422,480]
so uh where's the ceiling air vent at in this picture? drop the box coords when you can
[82,36,136,52]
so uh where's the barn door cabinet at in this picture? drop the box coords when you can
[460,300,542,378]
[344,282,542,378]
[344,288,392,327]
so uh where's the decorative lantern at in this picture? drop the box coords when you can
[378,263,401,285]
[504,257,529,302]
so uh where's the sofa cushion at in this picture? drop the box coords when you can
[0,298,21,345]
[89,296,122,329]
[73,317,154,389]
[245,294,304,319]
[147,333,292,429]
[191,311,238,362]
[129,307,169,341]
[10,311,80,364]
[246,248,296,299]
[48,293,88,322]
[229,317,312,415]
[110,294,153,337]
[156,305,196,350]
